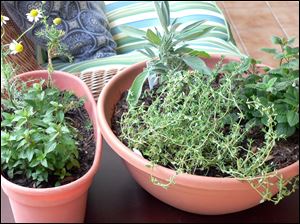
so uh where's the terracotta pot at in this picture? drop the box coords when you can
[97,55,299,215]
[1,71,102,223]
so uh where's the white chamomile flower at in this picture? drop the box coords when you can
[26,9,42,23]
[9,40,24,55]
[1,15,9,26]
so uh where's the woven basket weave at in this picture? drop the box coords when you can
[1,6,122,102]
[73,68,124,101]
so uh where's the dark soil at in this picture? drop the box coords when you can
[1,97,95,188]
[111,82,299,178]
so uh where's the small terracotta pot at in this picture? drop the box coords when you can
[1,71,102,223]
[97,55,299,215]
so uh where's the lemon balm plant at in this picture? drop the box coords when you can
[1,2,101,222]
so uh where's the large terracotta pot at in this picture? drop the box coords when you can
[97,55,299,215]
[1,71,102,223]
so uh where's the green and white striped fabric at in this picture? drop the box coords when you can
[105,1,233,54]
[55,1,243,73]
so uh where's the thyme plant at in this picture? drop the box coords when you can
[120,68,298,203]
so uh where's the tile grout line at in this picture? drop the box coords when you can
[220,1,250,55]
[265,1,289,38]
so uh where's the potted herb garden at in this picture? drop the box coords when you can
[97,1,299,215]
[1,3,101,223]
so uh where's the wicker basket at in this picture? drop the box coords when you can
[1,5,122,102]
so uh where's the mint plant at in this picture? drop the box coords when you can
[1,81,83,187]
[1,2,88,188]
[120,1,214,106]
[222,36,299,137]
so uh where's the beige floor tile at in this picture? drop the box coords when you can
[216,1,225,9]
[268,1,299,7]
[238,27,286,67]
[223,1,266,8]
[227,7,279,30]
[270,7,299,28]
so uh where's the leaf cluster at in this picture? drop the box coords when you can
[120,1,214,106]
[1,80,84,187]
[221,36,299,137]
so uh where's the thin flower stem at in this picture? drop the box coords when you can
[16,22,36,42]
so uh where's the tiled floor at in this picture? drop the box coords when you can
[217,1,299,67]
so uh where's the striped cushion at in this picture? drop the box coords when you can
[56,38,242,73]
[55,1,244,73]
[104,1,234,54]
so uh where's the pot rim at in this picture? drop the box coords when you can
[97,54,299,189]
[1,70,102,195]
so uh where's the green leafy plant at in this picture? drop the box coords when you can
[120,1,214,106]
[117,30,299,202]
[120,68,298,203]
[222,36,299,137]
[1,2,87,187]
[1,81,83,187]
[35,5,73,75]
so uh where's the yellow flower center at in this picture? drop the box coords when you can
[15,43,24,53]
[53,18,62,25]
[30,9,39,18]
[1,15,4,22]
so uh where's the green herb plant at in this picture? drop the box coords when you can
[1,82,83,187]
[1,2,85,187]
[221,36,299,137]
[119,32,299,203]
[120,1,214,106]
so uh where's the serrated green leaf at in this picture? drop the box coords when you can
[266,77,277,91]
[45,142,57,154]
[46,126,56,134]
[274,80,293,91]
[17,139,27,149]
[7,169,14,178]
[41,159,48,168]
[261,48,277,54]
[182,55,212,76]
[26,150,35,162]
[57,110,64,123]
[276,123,296,137]
[272,36,282,45]
[281,59,299,70]
[287,37,296,45]
[276,114,287,123]
[49,132,59,142]
[287,110,299,127]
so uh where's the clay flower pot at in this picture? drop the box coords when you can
[1,71,102,223]
[97,55,299,215]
